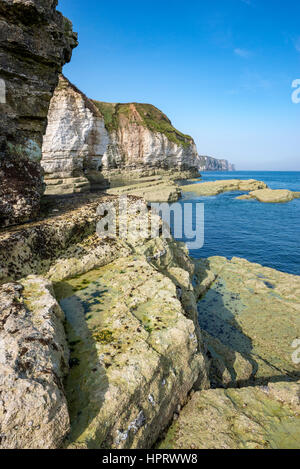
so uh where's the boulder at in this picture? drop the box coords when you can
[0,276,69,448]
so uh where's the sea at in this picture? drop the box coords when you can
[175,171,300,275]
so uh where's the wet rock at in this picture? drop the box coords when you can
[197,256,300,387]
[159,380,300,449]
[106,175,181,202]
[57,238,208,449]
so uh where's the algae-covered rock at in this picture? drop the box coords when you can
[0,195,134,284]
[180,179,267,196]
[237,189,300,203]
[106,176,181,202]
[0,277,69,448]
[56,238,208,449]
[159,380,300,449]
[197,256,300,387]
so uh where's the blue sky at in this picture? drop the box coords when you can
[59,0,300,170]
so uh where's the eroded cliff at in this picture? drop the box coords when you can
[0,0,77,227]
[198,155,235,171]
[41,75,202,195]
[0,194,209,448]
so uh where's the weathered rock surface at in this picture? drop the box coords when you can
[198,155,235,171]
[159,380,300,449]
[106,175,181,202]
[196,256,300,388]
[0,0,77,227]
[159,256,300,449]
[41,76,202,194]
[0,194,209,448]
[180,179,267,196]
[96,101,201,179]
[237,189,300,203]
[55,237,208,449]
[0,276,70,448]
[42,76,110,194]
[0,194,133,284]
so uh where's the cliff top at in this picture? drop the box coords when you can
[93,101,194,148]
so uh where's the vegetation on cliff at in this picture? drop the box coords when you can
[93,101,194,148]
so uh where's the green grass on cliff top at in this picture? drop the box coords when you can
[93,101,193,148]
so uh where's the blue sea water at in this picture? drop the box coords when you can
[177,171,300,275]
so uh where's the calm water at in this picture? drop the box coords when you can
[178,171,300,275]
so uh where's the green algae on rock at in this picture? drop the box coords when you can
[196,256,300,388]
[0,276,70,449]
[158,380,300,449]
[237,189,300,203]
[180,179,267,197]
[106,175,181,202]
[0,193,209,448]
[0,1,77,227]
[57,240,208,449]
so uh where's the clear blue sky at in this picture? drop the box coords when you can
[59,0,300,170]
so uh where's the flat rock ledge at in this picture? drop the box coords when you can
[159,381,300,449]
[106,175,181,202]
[237,189,300,203]
[180,179,267,196]
[159,256,300,449]
[0,277,69,449]
[0,195,208,448]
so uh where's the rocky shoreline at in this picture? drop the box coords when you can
[0,0,299,451]
[0,194,299,448]
[180,179,300,203]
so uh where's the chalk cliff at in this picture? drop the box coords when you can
[198,155,235,171]
[0,0,77,227]
[42,76,202,194]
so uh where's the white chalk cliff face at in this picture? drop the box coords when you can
[42,76,201,193]
[42,76,110,193]
[102,121,200,175]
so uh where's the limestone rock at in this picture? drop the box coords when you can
[159,381,300,449]
[0,195,209,448]
[57,238,208,449]
[180,179,267,196]
[0,276,70,448]
[0,194,136,284]
[237,189,300,203]
[0,0,77,227]
[197,256,300,387]
[42,76,110,193]
[96,101,201,179]
[41,76,202,194]
[106,175,181,202]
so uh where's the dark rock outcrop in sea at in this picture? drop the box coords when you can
[0,0,77,227]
